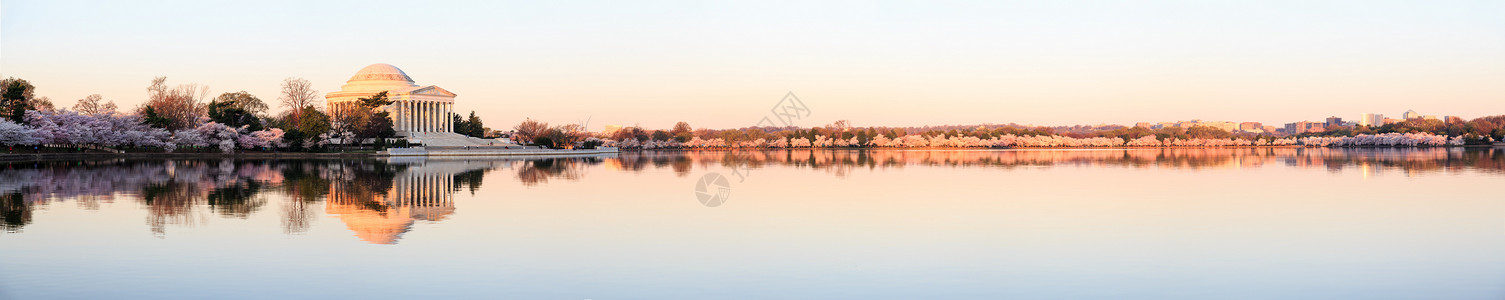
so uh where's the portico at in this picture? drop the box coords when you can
[326,63,457,137]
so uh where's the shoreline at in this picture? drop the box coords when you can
[627,145,1491,151]
[0,152,383,162]
[4,145,1492,161]
[0,147,625,162]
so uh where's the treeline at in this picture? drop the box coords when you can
[1296,117,1505,143]
[0,76,496,152]
[571,118,1499,149]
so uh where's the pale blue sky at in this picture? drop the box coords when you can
[3,0,1502,130]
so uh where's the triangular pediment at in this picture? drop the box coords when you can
[405,85,456,97]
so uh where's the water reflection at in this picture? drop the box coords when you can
[0,157,603,243]
[1,192,28,233]
[0,148,1500,241]
[632,147,1505,176]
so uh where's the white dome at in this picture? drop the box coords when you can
[335,63,418,93]
[348,63,414,83]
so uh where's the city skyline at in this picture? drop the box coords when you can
[3,0,1503,130]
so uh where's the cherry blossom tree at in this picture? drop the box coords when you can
[24,110,171,149]
[0,119,40,146]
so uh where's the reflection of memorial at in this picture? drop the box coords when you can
[324,158,501,244]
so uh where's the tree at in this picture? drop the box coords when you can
[27,96,53,112]
[212,91,269,117]
[278,78,319,125]
[451,113,464,136]
[271,106,331,135]
[0,119,40,146]
[462,111,485,137]
[359,91,393,108]
[142,76,208,131]
[513,118,549,145]
[559,124,590,148]
[342,91,395,142]
[1184,126,1234,139]
[274,106,331,148]
[535,125,588,149]
[0,78,36,122]
[73,94,118,115]
[208,92,265,131]
[23,109,172,149]
[650,130,671,142]
[671,121,693,142]
[450,112,486,138]
[610,126,649,141]
[829,120,851,139]
[140,106,172,129]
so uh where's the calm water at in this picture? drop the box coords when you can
[2,148,1503,299]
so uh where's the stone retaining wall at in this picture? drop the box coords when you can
[382,147,619,156]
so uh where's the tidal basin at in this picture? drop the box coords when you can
[1,148,1503,299]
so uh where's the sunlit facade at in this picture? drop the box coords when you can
[326,63,457,136]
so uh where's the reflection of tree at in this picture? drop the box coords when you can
[206,180,266,218]
[328,161,404,215]
[610,151,689,176]
[452,169,487,195]
[517,158,598,186]
[1,192,30,233]
[279,162,332,234]
[140,180,202,237]
[671,155,692,177]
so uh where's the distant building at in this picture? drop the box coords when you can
[1325,116,1343,127]
[1239,122,1263,132]
[1359,113,1384,127]
[1284,121,1326,134]
[1383,118,1402,125]
[602,125,624,136]
[1208,121,1238,132]
[1135,122,1151,128]
[1403,109,1421,120]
